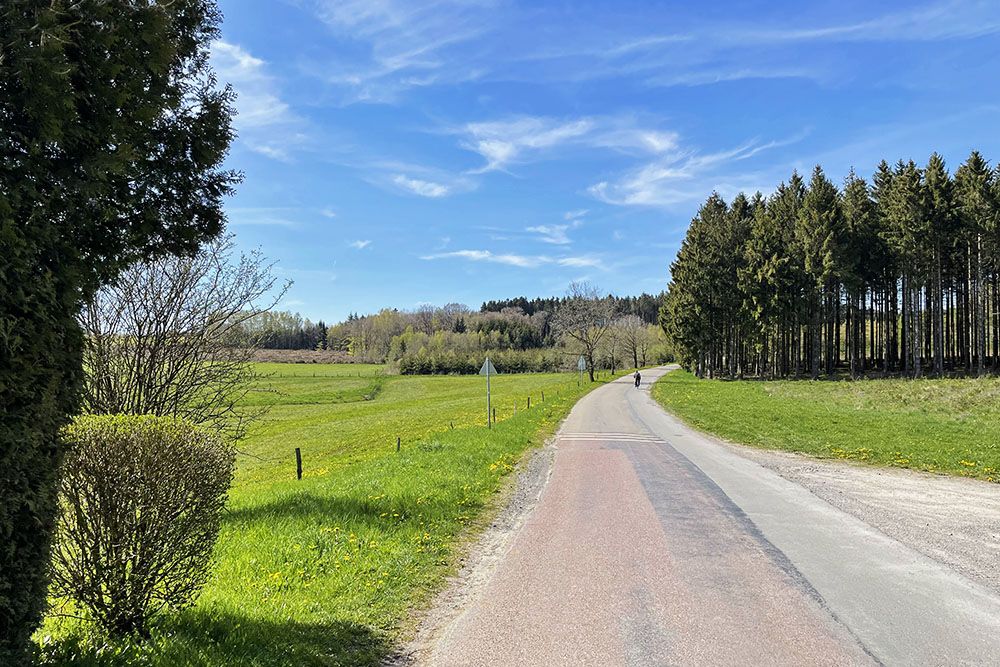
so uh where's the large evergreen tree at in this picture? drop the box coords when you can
[0,1,237,658]
[663,151,1000,381]
[954,152,995,375]
[924,154,954,376]
[796,166,844,378]
[841,170,877,377]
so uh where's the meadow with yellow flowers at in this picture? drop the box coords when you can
[40,364,616,666]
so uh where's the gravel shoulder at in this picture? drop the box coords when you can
[722,441,1000,596]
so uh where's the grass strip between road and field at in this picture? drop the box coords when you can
[651,369,1000,483]
[39,366,622,666]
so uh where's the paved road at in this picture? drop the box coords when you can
[427,366,1000,666]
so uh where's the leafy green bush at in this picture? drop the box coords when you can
[52,416,236,638]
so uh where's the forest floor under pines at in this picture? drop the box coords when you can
[37,364,622,666]
[652,369,1000,483]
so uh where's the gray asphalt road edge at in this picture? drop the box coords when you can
[629,372,1000,665]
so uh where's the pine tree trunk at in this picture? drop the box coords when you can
[882,284,890,377]
[811,290,821,380]
[912,284,922,378]
[935,250,944,376]
[978,233,985,376]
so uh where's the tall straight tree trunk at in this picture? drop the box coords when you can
[987,272,1000,369]
[862,290,869,372]
[949,286,955,370]
[882,284,891,376]
[901,275,909,375]
[966,243,973,372]
[870,289,877,371]
[848,293,857,379]
[811,290,821,380]
[910,286,923,378]
[977,234,985,376]
[834,288,841,370]
[793,313,801,377]
[935,250,944,376]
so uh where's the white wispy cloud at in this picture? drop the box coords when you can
[462,117,595,172]
[525,224,572,245]
[646,67,823,88]
[456,115,679,172]
[564,209,589,221]
[500,2,1000,91]
[349,240,372,249]
[291,0,1000,109]
[589,134,805,207]
[307,0,497,103]
[424,249,540,267]
[422,249,605,270]
[556,256,604,268]
[392,174,452,197]
[226,206,302,227]
[731,2,1000,44]
[211,40,306,160]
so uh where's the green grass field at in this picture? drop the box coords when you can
[652,370,1000,482]
[39,365,616,666]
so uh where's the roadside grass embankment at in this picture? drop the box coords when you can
[39,365,618,666]
[652,370,1000,483]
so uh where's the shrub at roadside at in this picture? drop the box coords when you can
[52,416,236,638]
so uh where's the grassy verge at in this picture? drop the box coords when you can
[39,366,617,666]
[652,370,1000,483]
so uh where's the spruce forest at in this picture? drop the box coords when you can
[662,151,1000,379]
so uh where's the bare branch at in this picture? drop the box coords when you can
[79,234,290,440]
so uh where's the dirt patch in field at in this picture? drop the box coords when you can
[729,445,1000,595]
[249,348,379,364]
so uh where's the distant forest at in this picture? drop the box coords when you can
[246,292,665,352]
[663,151,1000,379]
[480,293,664,324]
[239,291,670,373]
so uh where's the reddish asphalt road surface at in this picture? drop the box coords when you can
[426,366,1000,666]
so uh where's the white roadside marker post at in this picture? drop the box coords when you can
[479,357,498,429]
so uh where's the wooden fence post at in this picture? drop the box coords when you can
[396,436,401,452]
[295,448,302,480]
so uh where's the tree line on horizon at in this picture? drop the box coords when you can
[319,296,671,373]
[480,292,664,324]
[244,292,666,354]
[661,151,1000,379]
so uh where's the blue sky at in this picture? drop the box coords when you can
[212,0,1000,323]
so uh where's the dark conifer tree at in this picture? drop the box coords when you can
[662,151,1000,381]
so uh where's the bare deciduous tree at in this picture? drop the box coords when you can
[80,235,289,440]
[601,324,622,373]
[616,315,653,369]
[551,282,613,381]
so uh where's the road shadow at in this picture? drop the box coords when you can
[38,610,389,667]
[165,609,390,667]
